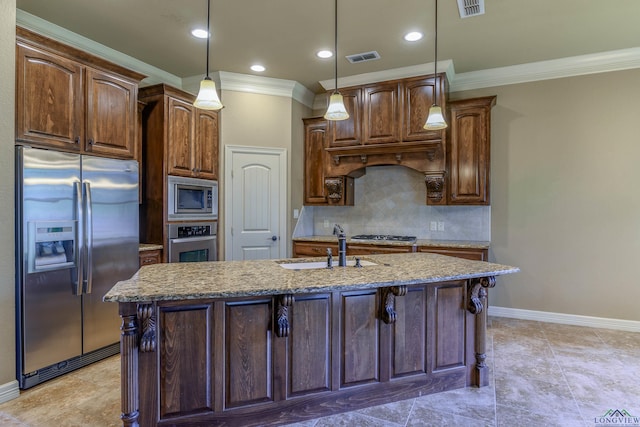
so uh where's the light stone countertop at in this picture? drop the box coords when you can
[104,252,518,303]
[139,243,163,252]
[293,236,490,249]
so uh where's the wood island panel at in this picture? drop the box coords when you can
[108,253,518,426]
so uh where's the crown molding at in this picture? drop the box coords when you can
[213,71,315,108]
[450,47,640,93]
[319,60,455,91]
[16,9,181,88]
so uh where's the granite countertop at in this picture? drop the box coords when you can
[139,243,163,252]
[293,236,490,249]
[104,252,518,303]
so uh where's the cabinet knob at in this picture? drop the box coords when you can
[74,136,80,144]
[88,138,94,145]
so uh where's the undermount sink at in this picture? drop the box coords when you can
[278,259,377,270]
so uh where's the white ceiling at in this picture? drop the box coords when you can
[14,0,640,94]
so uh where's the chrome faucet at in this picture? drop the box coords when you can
[333,224,347,267]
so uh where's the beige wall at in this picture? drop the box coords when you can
[218,90,310,259]
[455,69,640,321]
[0,0,16,388]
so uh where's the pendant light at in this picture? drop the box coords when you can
[324,0,349,121]
[424,0,447,130]
[194,0,223,110]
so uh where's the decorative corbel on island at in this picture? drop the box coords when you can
[380,285,408,324]
[106,253,518,427]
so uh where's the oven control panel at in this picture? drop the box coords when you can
[177,225,211,238]
[168,222,217,239]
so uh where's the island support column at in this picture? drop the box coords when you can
[119,302,140,427]
[467,276,496,387]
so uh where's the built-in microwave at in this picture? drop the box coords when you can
[167,175,218,221]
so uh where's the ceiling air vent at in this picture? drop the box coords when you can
[456,0,485,18]
[346,51,381,64]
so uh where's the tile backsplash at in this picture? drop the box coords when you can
[293,165,490,241]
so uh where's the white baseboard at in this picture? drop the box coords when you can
[0,380,19,404]
[488,306,640,332]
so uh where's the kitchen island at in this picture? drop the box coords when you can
[104,253,518,427]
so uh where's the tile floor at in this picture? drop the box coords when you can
[0,317,638,427]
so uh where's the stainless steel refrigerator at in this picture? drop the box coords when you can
[15,146,139,389]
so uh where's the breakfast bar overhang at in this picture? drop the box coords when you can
[104,252,518,427]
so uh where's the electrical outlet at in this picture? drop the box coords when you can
[430,221,437,231]
[323,219,330,228]
[293,209,299,219]
[437,221,445,231]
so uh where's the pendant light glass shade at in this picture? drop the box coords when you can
[424,105,447,130]
[194,77,223,110]
[423,0,446,130]
[324,93,349,121]
[194,0,223,111]
[324,0,349,121]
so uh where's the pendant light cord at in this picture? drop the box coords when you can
[334,0,338,94]
[205,0,211,78]
[434,0,438,99]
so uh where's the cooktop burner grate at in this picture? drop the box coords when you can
[351,234,417,242]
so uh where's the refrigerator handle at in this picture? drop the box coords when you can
[74,181,83,296]
[83,182,93,294]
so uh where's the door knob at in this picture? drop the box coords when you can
[271,236,278,241]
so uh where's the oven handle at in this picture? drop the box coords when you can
[169,235,217,244]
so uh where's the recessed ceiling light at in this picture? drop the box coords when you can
[191,28,209,39]
[251,64,266,72]
[404,31,423,42]
[317,50,333,59]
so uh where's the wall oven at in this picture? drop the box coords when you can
[167,222,217,263]
[167,175,218,221]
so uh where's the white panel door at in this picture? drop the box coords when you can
[226,146,287,260]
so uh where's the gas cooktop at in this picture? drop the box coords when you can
[351,234,417,242]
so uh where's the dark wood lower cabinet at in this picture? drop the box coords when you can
[122,278,491,426]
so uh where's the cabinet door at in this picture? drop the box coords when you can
[448,96,495,205]
[328,88,361,147]
[303,118,328,204]
[139,250,162,267]
[362,82,401,144]
[402,75,446,142]
[167,97,195,177]
[194,109,219,180]
[16,43,83,150]
[426,281,468,381]
[85,68,137,158]
[418,246,487,261]
[224,298,274,408]
[347,244,413,255]
[292,241,339,258]
[288,293,332,397]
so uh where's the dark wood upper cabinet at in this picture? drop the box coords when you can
[303,118,329,204]
[16,43,83,150]
[166,96,196,177]
[303,117,354,206]
[402,75,447,143]
[447,96,496,205]
[84,68,137,158]
[195,110,219,180]
[328,88,361,148]
[15,27,144,159]
[362,81,401,144]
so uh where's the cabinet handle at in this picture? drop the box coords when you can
[88,138,94,145]
[75,136,80,144]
